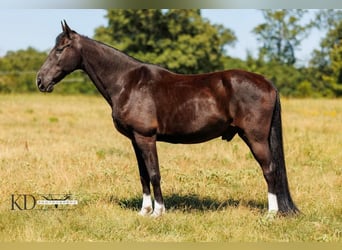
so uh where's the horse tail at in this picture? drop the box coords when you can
[269,92,299,214]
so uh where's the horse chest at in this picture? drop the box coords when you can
[112,99,158,138]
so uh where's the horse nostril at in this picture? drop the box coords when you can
[37,77,43,89]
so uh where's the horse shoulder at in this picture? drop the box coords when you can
[113,65,161,137]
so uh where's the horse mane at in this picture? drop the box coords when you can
[81,34,144,65]
[79,33,175,75]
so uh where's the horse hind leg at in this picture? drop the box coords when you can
[238,130,280,213]
[223,125,281,212]
[239,128,298,215]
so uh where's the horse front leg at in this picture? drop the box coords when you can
[132,141,153,216]
[132,132,165,217]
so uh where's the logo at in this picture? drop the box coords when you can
[11,194,78,210]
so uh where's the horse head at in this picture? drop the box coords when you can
[37,20,82,92]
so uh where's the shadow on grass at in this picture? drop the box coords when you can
[113,193,266,213]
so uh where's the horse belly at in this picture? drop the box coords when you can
[157,123,228,144]
[157,99,229,144]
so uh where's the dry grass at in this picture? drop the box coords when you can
[0,94,341,242]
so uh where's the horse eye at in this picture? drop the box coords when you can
[56,47,64,54]
[56,43,70,54]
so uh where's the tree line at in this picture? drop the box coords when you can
[0,9,341,97]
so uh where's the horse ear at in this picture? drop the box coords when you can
[62,20,72,39]
[61,21,65,32]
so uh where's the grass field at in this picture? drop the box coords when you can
[0,94,341,242]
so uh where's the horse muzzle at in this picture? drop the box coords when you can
[36,77,55,93]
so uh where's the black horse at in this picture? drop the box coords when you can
[37,21,298,217]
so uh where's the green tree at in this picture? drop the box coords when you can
[326,33,342,96]
[253,10,312,66]
[309,10,342,96]
[0,47,47,92]
[94,9,236,74]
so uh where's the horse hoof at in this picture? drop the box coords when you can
[138,206,153,216]
[151,207,166,218]
[150,212,163,218]
[258,211,278,225]
[265,211,278,221]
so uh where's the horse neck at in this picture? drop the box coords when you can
[80,37,140,105]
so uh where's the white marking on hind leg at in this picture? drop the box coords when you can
[268,192,279,212]
[151,200,166,218]
[138,194,153,216]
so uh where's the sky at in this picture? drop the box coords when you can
[0,9,325,66]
